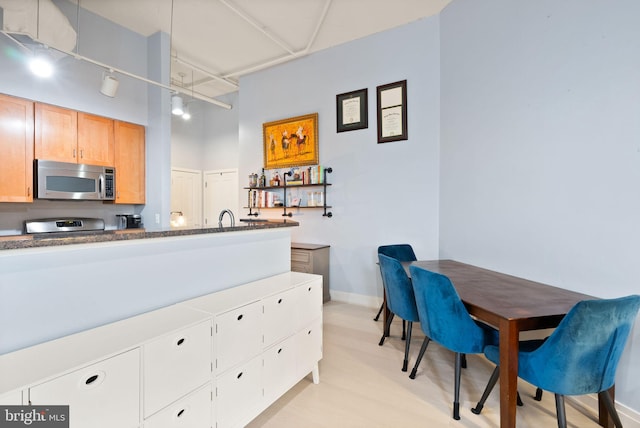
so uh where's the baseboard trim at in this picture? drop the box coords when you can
[330,290,382,309]
[330,290,640,426]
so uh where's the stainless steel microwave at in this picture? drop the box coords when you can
[35,160,116,201]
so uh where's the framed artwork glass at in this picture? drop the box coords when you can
[377,80,407,143]
[263,113,319,169]
[336,88,368,132]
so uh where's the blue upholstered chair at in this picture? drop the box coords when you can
[472,295,640,428]
[374,244,417,340]
[378,253,420,372]
[409,265,498,420]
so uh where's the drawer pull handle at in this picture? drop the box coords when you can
[85,374,99,385]
[308,330,312,335]
[237,314,243,321]
[176,338,186,346]
[177,409,185,418]
[237,372,243,379]
[278,348,283,354]
[308,287,312,291]
[278,298,283,304]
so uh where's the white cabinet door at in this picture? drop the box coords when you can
[0,389,22,404]
[215,302,262,374]
[263,336,297,404]
[29,349,140,428]
[296,319,323,380]
[143,320,212,417]
[296,279,323,329]
[215,356,262,428]
[145,383,212,428]
[262,288,297,348]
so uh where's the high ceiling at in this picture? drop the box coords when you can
[74,0,452,102]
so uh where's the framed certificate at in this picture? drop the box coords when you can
[376,80,407,143]
[336,88,368,132]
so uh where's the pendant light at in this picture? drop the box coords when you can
[171,94,184,116]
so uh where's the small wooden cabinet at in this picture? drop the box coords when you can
[34,103,77,163]
[35,104,115,166]
[114,120,146,204]
[0,94,34,202]
[291,243,330,302]
[77,112,114,166]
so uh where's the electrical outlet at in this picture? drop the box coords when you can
[155,213,160,224]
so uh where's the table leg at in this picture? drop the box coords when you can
[499,319,519,428]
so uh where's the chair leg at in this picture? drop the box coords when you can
[409,336,430,379]
[402,320,406,340]
[379,313,394,346]
[534,387,543,401]
[402,322,413,372]
[555,394,567,428]
[373,302,384,321]
[599,390,624,428]
[471,366,499,414]
[461,353,467,369]
[453,352,462,420]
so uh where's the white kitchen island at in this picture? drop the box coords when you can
[0,222,324,428]
[0,223,296,355]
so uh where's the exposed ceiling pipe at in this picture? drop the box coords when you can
[218,0,296,56]
[172,54,238,89]
[222,0,332,79]
[305,0,332,52]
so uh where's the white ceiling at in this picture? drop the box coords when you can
[74,0,452,102]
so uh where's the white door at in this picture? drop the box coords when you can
[203,169,238,227]
[171,168,203,229]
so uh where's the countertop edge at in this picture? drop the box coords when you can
[0,220,299,251]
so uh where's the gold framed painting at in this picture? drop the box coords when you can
[263,113,319,169]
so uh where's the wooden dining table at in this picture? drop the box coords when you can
[397,259,611,428]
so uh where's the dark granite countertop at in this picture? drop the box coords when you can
[0,220,299,251]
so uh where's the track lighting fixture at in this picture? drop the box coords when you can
[171,95,184,116]
[29,48,54,78]
[100,70,119,97]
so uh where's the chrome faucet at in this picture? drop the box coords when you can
[218,209,235,228]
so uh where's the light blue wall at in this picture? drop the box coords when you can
[238,17,441,300]
[440,0,640,410]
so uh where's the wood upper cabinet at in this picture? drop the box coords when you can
[114,120,146,204]
[35,104,115,166]
[78,112,114,166]
[0,94,34,203]
[34,103,78,162]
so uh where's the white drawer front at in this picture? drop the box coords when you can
[296,279,323,329]
[263,288,297,347]
[215,301,262,374]
[143,320,212,417]
[29,349,140,428]
[296,319,323,379]
[263,336,297,404]
[215,356,262,428]
[0,389,22,405]
[145,383,212,428]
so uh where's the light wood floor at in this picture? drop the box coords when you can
[247,301,603,428]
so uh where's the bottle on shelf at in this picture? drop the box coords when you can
[259,168,266,187]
